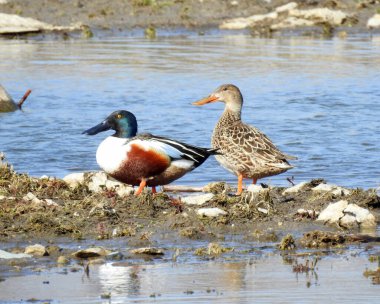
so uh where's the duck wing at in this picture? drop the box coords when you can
[217,122,296,169]
[137,133,217,167]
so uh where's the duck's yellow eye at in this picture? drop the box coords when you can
[116,114,122,119]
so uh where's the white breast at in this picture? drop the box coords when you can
[96,136,130,174]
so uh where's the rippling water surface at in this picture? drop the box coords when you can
[1,34,380,188]
[1,250,379,303]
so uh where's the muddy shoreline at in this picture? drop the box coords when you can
[1,153,379,257]
[1,0,380,39]
[1,152,380,299]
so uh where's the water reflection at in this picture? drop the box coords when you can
[1,253,380,303]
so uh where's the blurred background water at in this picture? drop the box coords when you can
[1,33,380,188]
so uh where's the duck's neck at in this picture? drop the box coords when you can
[217,107,242,127]
[114,126,137,138]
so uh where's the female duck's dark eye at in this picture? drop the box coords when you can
[223,87,228,91]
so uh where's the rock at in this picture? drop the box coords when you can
[271,17,314,30]
[275,2,298,14]
[0,84,18,112]
[64,171,134,196]
[257,207,268,214]
[367,14,380,29]
[63,172,85,188]
[278,234,296,250]
[247,184,268,193]
[0,13,82,34]
[130,247,164,255]
[300,230,346,248]
[0,249,31,259]
[312,183,350,196]
[296,208,319,218]
[22,192,59,207]
[317,200,376,229]
[57,256,70,265]
[317,200,348,224]
[24,244,48,257]
[197,207,227,217]
[181,193,214,206]
[220,12,279,29]
[289,8,348,26]
[73,247,111,259]
[88,171,134,196]
[45,199,59,207]
[341,204,376,228]
[282,181,308,195]
[23,192,41,204]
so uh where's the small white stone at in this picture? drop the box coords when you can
[24,244,48,257]
[181,193,214,206]
[88,171,133,196]
[197,207,227,217]
[312,183,336,192]
[258,207,268,214]
[220,11,278,29]
[0,195,6,200]
[331,187,351,196]
[230,0,239,6]
[312,183,350,196]
[23,192,42,204]
[44,199,59,207]
[317,200,348,224]
[115,186,134,197]
[247,184,268,193]
[63,172,85,188]
[275,2,298,13]
[0,13,82,34]
[367,14,380,29]
[283,181,308,195]
[289,8,347,26]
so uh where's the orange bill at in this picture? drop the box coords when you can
[192,95,219,106]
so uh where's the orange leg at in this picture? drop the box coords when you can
[252,178,257,185]
[151,186,157,194]
[135,179,147,196]
[236,173,243,195]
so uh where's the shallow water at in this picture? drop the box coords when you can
[1,33,380,188]
[1,250,379,303]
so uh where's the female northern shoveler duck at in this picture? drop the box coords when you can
[83,110,217,195]
[192,84,296,195]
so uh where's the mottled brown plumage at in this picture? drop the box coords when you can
[193,84,296,195]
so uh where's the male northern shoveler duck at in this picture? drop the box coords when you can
[192,84,296,195]
[83,110,217,195]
